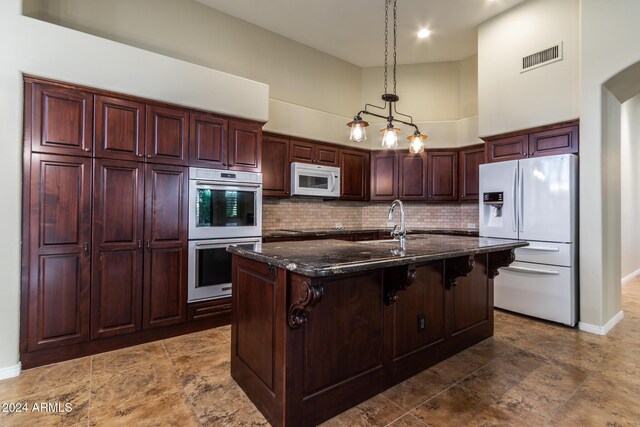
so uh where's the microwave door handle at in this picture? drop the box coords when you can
[329,173,336,192]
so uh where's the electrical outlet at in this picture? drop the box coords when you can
[417,314,425,332]
[467,223,478,229]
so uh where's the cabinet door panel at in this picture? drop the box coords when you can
[289,139,314,164]
[529,125,579,157]
[459,145,485,201]
[146,105,189,165]
[427,151,458,201]
[399,152,427,200]
[370,151,398,201]
[92,159,144,338]
[450,255,491,335]
[189,113,227,168]
[31,83,93,156]
[486,135,527,163]
[145,247,186,328]
[146,165,186,243]
[340,149,369,201]
[393,264,445,358]
[228,120,261,172]
[262,135,289,197]
[144,164,188,328]
[28,154,91,351]
[315,144,340,167]
[95,95,145,161]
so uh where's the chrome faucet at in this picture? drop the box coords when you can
[387,199,406,246]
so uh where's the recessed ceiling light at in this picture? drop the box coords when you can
[417,28,431,39]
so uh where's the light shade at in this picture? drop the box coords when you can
[407,132,428,154]
[347,117,369,143]
[380,124,401,149]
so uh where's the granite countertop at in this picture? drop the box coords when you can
[263,227,479,238]
[228,234,527,277]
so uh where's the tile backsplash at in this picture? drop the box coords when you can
[262,198,479,232]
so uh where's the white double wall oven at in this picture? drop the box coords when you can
[188,167,262,302]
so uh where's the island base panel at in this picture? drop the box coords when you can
[231,253,497,427]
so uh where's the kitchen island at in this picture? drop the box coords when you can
[228,235,527,426]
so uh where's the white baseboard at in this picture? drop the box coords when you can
[622,267,640,284]
[579,310,624,335]
[0,362,21,380]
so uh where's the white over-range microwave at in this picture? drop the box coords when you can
[290,162,341,198]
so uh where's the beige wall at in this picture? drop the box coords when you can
[477,0,579,137]
[359,56,481,150]
[26,0,484,149]
[580,0,640,329]
[620,95,640,281]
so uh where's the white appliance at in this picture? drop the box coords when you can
[188,167,262,301]
[188,167,262,240]
[291,162,340,198]
[479,154,578,326]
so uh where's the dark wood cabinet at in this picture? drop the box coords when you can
[528,125,579,157]
[427,151,458,201]
[370,151,398,201]
[340,149,369,201]
[143,164,188,328]
[94,95,145,161]
[146,105,189,166]
[484,120,579,163]
[314,144,340,167]
[458,144,485,201]
[262,134,290,197]
[27,154,92,351]
[190,116,261,172]
[189,112,227,168]
[398,152,428,201]
[228,120,262,172]
[30,82,93,156]
[92,159,144,339]
[290,139,339,166]
[393,263,446,358]
[485,135,528,163]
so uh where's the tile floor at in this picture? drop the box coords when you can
[2,279,640,426]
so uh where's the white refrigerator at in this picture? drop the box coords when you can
[479,154,577,326]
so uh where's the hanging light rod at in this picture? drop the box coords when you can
[347,0,428,153]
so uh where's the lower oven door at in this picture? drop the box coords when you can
[188,237,262,302]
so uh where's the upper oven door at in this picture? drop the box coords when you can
[291,163,340,197]
[189,179,262,239]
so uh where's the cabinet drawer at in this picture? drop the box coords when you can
[188,298,232,321]
[514,242,573,267]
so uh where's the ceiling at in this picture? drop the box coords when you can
[194,0,527,67]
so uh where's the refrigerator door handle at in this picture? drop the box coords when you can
[520,245,560,252]
[503,266,560,275]
[519,166,524,232]
[512,167,518,232]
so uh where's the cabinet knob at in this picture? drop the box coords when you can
[146,241,151,252]
[461,195,465,198]
[83,242,90,256]
[222,163,228,167]
[147,154,152,158]
[84,148,91,152]
[137,153,144,158]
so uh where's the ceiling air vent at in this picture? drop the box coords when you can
[521,42,563,73]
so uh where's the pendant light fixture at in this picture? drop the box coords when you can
[347,0,428,153]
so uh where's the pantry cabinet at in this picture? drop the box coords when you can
[27,154,92,351]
